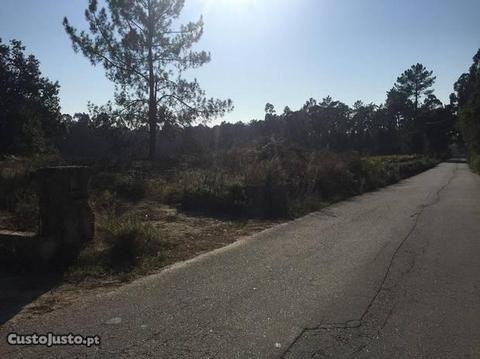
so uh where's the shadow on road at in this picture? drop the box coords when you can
[0,273,61,325]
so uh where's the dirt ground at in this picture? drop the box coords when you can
[131,201,276,266]
[0,202,277,324]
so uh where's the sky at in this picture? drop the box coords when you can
[1,0,479,124]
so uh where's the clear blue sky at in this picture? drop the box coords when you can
[1,0,479,124]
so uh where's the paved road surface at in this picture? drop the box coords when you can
[1,162,479,358]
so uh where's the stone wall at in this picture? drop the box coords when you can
[0,230,37,270]
[0,166,94,269]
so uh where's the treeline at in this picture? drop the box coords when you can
[454,49,480,172]
[59,64,458,163]
[0,37,464,165]
[0,39,63,156]
[0,38,467,227]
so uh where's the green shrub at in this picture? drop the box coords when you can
[103,215,160,271]
[163,149,437,219]
[94,189,117,211]
[91,172,146,202]
[0,162,39,231]
[165,169,248,216]
[144,178,167,201]
[65,210,170,280]
[469,151,480,173]
[64,245,109,281]
[87,145,437,222]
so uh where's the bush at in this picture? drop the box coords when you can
[469,151,480,174]
[144,178,167,201]
[0,161,39,231]
[91,171,146,202]
[103,215,160,271]
[64,210,169,281]
[162,146,438,219]
[165,169,248,216]
[86,146,438,222]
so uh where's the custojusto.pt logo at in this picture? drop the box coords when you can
[7,332,100,347]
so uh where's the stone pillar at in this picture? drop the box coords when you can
[36,166,94,266]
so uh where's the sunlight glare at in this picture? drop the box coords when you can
[201,0,257,12]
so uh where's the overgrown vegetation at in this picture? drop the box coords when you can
[454,49,480,173]
[0,148,438,278]
[0,160,39,231]
[82,143,438,222]
[158,146,438,219]
[65,209,169,281]
[0,39,63,156]
[0,156,61,231]
[0,8,469,280]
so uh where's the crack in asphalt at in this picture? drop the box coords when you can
[280,164,458,359]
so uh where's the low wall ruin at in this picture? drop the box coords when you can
[0,166,94,269]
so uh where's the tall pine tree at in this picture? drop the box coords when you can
[394,63,436,114]
[64,0,232,159]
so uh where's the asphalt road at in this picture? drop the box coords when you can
[1,162,479,358]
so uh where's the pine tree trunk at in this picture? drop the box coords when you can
[147,4,156,161]
[148,73,156,160]
[148,106,156,160]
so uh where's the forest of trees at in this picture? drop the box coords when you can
[0,39,63,155]
[56,62,458,164]
[454,49,480,172]
[2,34,477,168]
[1,0,479,275]
[1,0,479,171]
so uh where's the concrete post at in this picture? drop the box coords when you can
[36,166,94,266]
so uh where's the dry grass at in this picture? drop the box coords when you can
[0,201,276,320]
[0,153,436,320]
[64,200,276,283]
